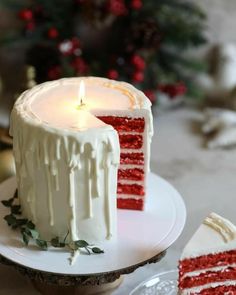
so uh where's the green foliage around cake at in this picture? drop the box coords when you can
[1,190,104,254]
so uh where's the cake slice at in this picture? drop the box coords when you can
[178,213,236,295]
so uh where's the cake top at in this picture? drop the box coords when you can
[181,213,236,259]
[12,77,152,133]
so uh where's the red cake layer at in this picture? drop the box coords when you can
[179,250,236,275]
[97,116,145,133]
[120,152,144,165]
[117,198,144,210]
[118,168,144,181]
[119,134,143,149]
[195,284,236,294]
[179,267,236,289]
[117,183,145,196]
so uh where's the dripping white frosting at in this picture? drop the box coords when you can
[203,212,236,243]
[181,212,236,260]
[10,77,126,243]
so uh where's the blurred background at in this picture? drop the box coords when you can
[1,1,236,294]
[0,0,206,129]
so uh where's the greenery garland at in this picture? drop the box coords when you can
[2,190,104,255]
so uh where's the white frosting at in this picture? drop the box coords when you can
[117,194,144,200]
[10,77,153,243]
[181,212,236,259]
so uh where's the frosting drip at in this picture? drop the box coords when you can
[203,213,236,243]
[10,104,120,242]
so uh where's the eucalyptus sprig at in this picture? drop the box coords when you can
[1,190,104,255]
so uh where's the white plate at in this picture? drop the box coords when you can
[0,173,186,275]
[130,269,178,295]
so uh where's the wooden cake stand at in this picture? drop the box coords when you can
[0,173,186,294]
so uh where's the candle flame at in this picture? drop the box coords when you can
[78,80,86,107]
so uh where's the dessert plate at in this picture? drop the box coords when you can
[130,269,178,295]
[0,173,186,275]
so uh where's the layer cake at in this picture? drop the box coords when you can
[10,77,153,243]
[178,213,236,294]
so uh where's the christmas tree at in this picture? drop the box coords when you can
[1,0,207,102]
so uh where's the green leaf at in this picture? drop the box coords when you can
[75,240,90,248]
[11,205,21,215]
[36,239,48,250]
[22,231,30,245]
[51,237,65,248]
[16,218,28,227]
[1,198,14,207]
[29,229,39,239]
[26,221,35,229]
[4,214,16,226]
[91,247,104,254]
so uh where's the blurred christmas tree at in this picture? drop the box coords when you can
[1,0,207,103]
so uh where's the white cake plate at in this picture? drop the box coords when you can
[0,173,186,294]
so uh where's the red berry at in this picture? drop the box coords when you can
[47,66,62,80]
[130,0,143,10]
[107,69,119,80]
[144,90,156,103]
[132,71,144,83]
[18,8,33,21]
[158,83,186,99]
[108,0,127,16]
[176,82,187,96]
[25,21,35,32]
[131,54,146,71]
[47,27,59,39]
[71,37,80,49]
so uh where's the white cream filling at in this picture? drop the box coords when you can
[119,164,144,169]
[180,280,236,295]
[182,264,236,279]
[117,194,144,200]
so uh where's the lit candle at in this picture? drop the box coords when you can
[77,80,86,110]
[10,77,153,244]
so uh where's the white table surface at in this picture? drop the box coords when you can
[1,106,236,294]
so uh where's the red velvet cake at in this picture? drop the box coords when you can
[97,114,152,210]
[178,213,236,294]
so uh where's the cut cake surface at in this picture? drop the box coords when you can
[97,115,149,211]
[178,212,236,294]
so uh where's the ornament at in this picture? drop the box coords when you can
[196,43,236,109]
[107,0,127,16]
[0,150,15,183]
[26,66,37,88]
[59,38,81,56]
[18,8,33,21]
[131,54,146,71]
[132,71,144,83]
[47,65,62,80]
[47,27,59,39]
[107,69,119,80]
[130,0,143,10]
[202,108,236,149]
